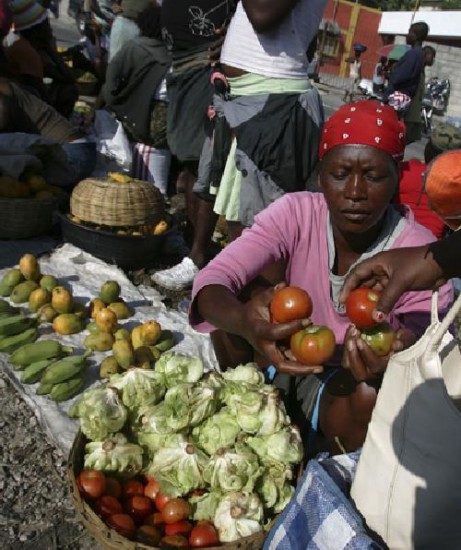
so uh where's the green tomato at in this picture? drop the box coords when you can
[360,323,395,357]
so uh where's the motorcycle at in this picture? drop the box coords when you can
[421,77,451,135]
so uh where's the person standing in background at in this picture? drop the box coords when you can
[384,21,429,116]
[152,0,237,290]
[405,45,435,145]
[372,56,387,95]
[343,44,365,103]
[108,0,151,61]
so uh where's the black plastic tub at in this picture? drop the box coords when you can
[58,212,173,271]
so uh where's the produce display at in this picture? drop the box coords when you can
[70,361,304,546]
[0,172,64,199]
[67,214,170,237]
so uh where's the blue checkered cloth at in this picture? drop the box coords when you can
[264,452,384,550]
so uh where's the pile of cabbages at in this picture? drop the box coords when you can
[69,353,304,543]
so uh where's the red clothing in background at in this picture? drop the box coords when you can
[394,159,445,239]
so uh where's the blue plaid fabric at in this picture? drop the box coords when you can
[264,452,384,550]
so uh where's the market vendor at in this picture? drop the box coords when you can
[189,100,453,455]
[0,77,96,187]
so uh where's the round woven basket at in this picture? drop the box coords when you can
[70,178,166,227]
[0,196,57,239]
[68,431,269,550]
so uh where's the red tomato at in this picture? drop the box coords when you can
[360,322,395,357]
[160,535,189,548]
[165,520,193,537]
[105,477,122,499]
[189,521,220,547]
[290,325,336,366]
[124,496,154,523]
[144,479,160,501]
[155,492,171,512]
[78,470,106,500]
[107,513,136,539]
[270,286,313,323]
[94,495,123,518]
[345,288,381,329]
[122,479,145,500]
[143,511,165,527]
[136,525,162,545]
[161,498,192,524]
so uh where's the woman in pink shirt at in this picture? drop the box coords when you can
[190,101,453,455]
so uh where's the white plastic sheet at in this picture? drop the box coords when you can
[0,244,217,453]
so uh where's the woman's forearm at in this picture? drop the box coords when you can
[196,285,249,338]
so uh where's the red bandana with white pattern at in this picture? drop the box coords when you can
[319,100,406,161]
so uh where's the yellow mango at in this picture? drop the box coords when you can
[130,325,144,349]
[114,327,131,341]
[84,331,114,352]
[37,304,58,323]
[28,287,50,312]
[10,281,39,303]
[89,298,105,319]
[99,356,121,378]
[95,307,118,333]
[141,321,162,346]
[99,280,121,305]
[108,300,132,320]
[112,339,135,369]
[51,286,74,314]
[52,313,84,335]
[39,274,58,292]
[19,254,41,281]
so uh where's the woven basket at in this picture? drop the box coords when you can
[68,431,270,550]
[0,196,57,239]
[70,178,166,227]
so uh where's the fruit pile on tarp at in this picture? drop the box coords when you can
[0,243,217,453]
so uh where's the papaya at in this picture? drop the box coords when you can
[39,274,58,292]
[141,321,162,346]
[89,298,105,319]
[51,286,74,314]
[99,356,121,378]
[95,307,118,333]
[28,288,51,312]
[84,331,114,352]
[19,254,41,281]
[37,304,58,323]
[0,269,24,296]
[99,280,121,305]
[10,281,39,303]
[52,313,84,335]
[112,339,135,369]
[114,327,131,342]
[131,325,144,349]
[108,300,133,320]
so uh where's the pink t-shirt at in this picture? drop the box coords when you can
[190,192,453,361]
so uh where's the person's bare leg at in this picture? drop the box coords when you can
[189,198,218,268]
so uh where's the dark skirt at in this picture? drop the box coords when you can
[166,65,213,162]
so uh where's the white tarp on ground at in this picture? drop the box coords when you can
[0,243,217,454]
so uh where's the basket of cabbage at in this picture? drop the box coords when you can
[68,353,304,549]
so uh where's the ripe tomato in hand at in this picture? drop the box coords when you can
[78,470,106,500]
[189,521,220,547]
[107,513,136,539]
[270,286,313,323]
[290,325,336,366]
[346,288,381,329]
[360,323,395,356]
[161,498,191,524]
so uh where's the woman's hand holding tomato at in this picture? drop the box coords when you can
[241,283,325,376]
[342,324,417,381]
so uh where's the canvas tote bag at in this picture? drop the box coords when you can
[351,290,461,549]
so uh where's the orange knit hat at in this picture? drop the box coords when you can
[425,150,461,222]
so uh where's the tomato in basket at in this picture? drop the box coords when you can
[136,524,163,546]
[165,520,193,537]
[144,511,165,527]
[107,513,136,539]
[189,521,220,547]
[104,477,122,499]
[94,495,122,518]
[124,495,154,523]
[160,534,190,548]
[122,479,145,500]
[78,470,106,500]
[161,498,192,524]
[145,479,160,501]
[155,492,172,512]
